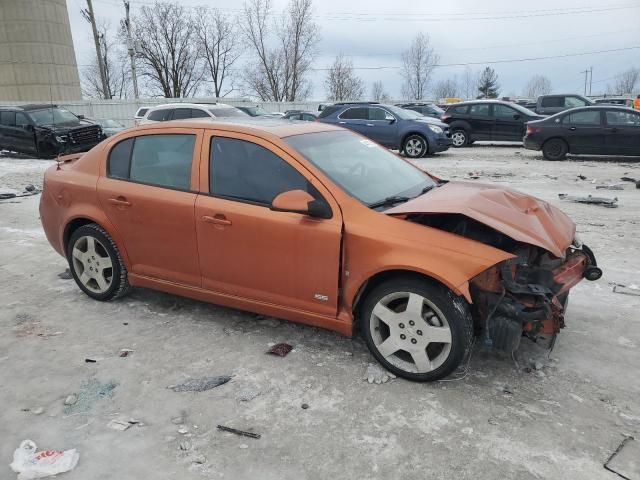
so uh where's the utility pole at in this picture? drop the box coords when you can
[123,1,139,99]
[82,0,110,99]
[589,67,593,96]
[581,69,589,96]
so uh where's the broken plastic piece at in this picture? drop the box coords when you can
[171,375,231,392]
[217,425,261,439]
[267,343,293,357]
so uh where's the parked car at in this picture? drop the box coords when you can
[524,106,640,160]
[140,103,247,124]
[236,105,278,117]
[441,100,542,147]
[283,111,317,121]
[593,97,634,108]
[91,118,126,137]
[0,104,104,157]
[39,119,600,381]
[318,102,451,158]
[133,107,150,126]
[396,102,445,119]
[535,94,594,116]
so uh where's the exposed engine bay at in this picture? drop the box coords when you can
[407,213,602,352]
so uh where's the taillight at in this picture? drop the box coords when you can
[526,125,537,135]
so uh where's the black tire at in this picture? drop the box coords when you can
[542,138,568,160]
[451,129,469,148]
[360,277,473,382]
[402,134,428,158]
[66,223,130,301]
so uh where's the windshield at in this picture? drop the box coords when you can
[99,119,122,128]
[209,108,248,118]
[29,108,80,125]
[385,105,423,120]
[285,130,436,206]
[507,102,538,116]
[243,106,270,116]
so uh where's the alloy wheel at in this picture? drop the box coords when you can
[451,131,467,147]
[405,138,425,157]
[71,235,113,294]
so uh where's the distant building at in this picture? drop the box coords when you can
[0,0,82,101]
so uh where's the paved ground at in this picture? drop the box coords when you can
[1,144,639,480]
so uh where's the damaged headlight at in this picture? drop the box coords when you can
[428,125,443,134]
[55,135,69,143]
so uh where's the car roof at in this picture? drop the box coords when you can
[147,102,233,110]
[0,104,61,111]
[449,99,512,106]
[130,117,342,138]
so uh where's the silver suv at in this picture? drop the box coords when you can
[140,103,247,124]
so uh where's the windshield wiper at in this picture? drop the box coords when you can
[368,195,411,209]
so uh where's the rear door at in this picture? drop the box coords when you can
[492,104,525,140]
[97,128,203,286]
[337,107,368,135]
[195,131,343,316]
[561,110,605,154]
[366,107,398,147]
[467,103,493,140]
[603,109,640,155]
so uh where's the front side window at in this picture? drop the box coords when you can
[564,111,601,125]
[469,104,490,116]
[565,96,587,108]
[493,104,517,119]
[285,130,435,206]
[15,113,30,128]
[172,108,192,120]
[369,108,392,121]
[107,134,195,190]
[339,107,367,120]
[452,105,469,114]
[209,137,308,205]
[606,110,640,126]
[190,109,210,118]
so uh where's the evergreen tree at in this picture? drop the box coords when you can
[477,67,499,98]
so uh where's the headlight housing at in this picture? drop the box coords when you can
[428,125,443,134]
[55,135,69,143]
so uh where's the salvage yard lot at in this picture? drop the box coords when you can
[1,145,639,480]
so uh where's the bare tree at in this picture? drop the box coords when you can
[81,24,131,99]
[400,33,440,100]
[523,74,552,97]
[460,67,478,99]
[193,7,241,98]
[613,67,639,94]
[432,78,459,99]
[324,54,364,101]
[371,80,390,102]
[132,2,204,98]
[241,0,319,101]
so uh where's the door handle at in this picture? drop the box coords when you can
[338,121,346,124]
[569,127,576,131]
[366,123,374,127]
[108,197,131,207]
[202,215,232,226]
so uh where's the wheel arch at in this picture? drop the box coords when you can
[449,120,471,132]
[62,214,130,268]
[401,131,430,150]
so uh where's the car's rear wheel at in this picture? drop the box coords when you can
[542,138,568,160]
[67,223,130,301]
[451,129,469,148]
[402,135,428,158]
[360,277,473,382]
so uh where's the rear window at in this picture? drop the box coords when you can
[541,97,563,108]
[147,109,171,121]
[135,108,149,117]
[208,108,247,118]
[317,105,342,118]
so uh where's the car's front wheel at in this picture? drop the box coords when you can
[402,135,428,158]
[451,129,469,147]
[360,277,473,382]
[67,223,130,301]
[542,138,568,160]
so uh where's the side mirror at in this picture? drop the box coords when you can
[385,114,396,123]
[513,114,521,120]
[270,189,331,219]
[76,114,85,119]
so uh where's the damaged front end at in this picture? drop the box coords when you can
[408,213,602,353]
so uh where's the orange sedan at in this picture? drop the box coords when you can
[39,119,601,381]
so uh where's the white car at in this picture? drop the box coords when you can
[139,103,248,124]
[133,107,150,126]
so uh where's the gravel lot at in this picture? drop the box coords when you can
[1,144,639,480]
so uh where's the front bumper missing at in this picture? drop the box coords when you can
[469,246,597,352]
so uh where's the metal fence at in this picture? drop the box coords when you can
[0,98,323,126]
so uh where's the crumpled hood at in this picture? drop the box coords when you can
[385,181,576,258]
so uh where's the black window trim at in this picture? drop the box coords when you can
[206,133,333,218]
[106,133,198,193]
[337,107,368,120]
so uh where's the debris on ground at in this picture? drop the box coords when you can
[64,394,77,406]
[170,375,231,393]
[217,425,261,439]
[107,418,144,431]
[57,269,72,280]
[10,439,79,479]
[596,183,625,190]
[84,358,97,363]
[13,313,62,339]
[577,174,588,180]
[604,436,639,479]
[612,284,640,297]
[267,343,293,357]
[558,193,619,208]
[179,440,191,451]
[236,388,260,402]
[118,349,134,358]
[0,185,41,201]
[192,454,207,464]
[63,378,118,415]
[177,426,189,435]
[301,403,310,409]
[364,363,396,384]
[503,385,514,395]
[464,171,482,180]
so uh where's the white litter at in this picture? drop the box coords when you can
[10,440,79,479]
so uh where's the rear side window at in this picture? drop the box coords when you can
[339,107,367,120]
[469,104,490,116]
[0,111,16,126]
[541,97,563,108]
[565,96,587,108]
[209,137,308,205]
[108,134,195,190]
[191,109,210,118]
[147,109,171,121]
[317,105,341,118]
[606,110,640,126]
[564,111,601,125]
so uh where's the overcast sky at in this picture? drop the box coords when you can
[66,0,640,99]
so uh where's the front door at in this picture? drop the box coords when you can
[97,129,203,286]
[366,107,398,147]
[492,104,525,141]
[562,110,604,154]
[195,132,343,316]
[603,109,640,155]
